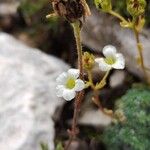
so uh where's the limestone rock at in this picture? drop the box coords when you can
[0,0,20,15]
[78,92,112,127]
[110,71,126,88]
[0,32,69,150]
[79,109,112,127]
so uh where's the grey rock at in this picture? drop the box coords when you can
[82,9,150,80]
[110,71,126,88]
[78,92,112,127]
[65,140,88,150]
[0,0,20,15]
[0,32,69,150]
[78,109,112,127]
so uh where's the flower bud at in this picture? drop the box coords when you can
[83,52,95,70]
[126,0,146,17]
[94,0,112,12]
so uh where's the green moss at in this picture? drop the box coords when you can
[103,84,150,150]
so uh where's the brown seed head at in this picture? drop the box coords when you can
[50,0,91,23]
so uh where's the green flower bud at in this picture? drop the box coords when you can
[126,0,146,17]
[82,52,95,70]
[94,0,112,12]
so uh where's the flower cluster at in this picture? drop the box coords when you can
[56,45,125,101]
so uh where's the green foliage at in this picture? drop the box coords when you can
[103,84,150,150]
[40,143,49,150]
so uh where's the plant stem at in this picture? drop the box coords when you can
[92,70,110,112]
[87,70,95,89]
[64,92,84,150]
[64,21,84,150]
[95,69,110,90]
[92,89,112,116]
[133,26,148,82]
[72,21,83,79]
[89,70,112,116]
[92,89,103,110]
[108,10,149,82]
[86,70,104,111]
[108,10,128,23]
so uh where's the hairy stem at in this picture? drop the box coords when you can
[72,21,83,79]
[64,21,84,150]
[92,70,111,114]
[92,89,113,117]
[87,70,95,89]
[109,10,128,23]
[92,89,103,110]
[95,69,110,90]
[87,70,112,116]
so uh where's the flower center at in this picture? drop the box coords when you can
[66,77,75,89]
[104,57,116,65]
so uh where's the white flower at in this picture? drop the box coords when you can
[95,45,125,71]
[56,69,85,101]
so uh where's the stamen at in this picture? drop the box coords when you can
[66,78,75,89]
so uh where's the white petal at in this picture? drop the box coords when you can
[56,72,68,84]
[74,79,85,91]
[112,53,125,69]
[56,85,65,97]
[103,45,117,58]
[62,89,76,101]
[95,58,112,71]
[68,69,79,79]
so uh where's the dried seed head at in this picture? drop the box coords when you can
[50,0,91,23]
